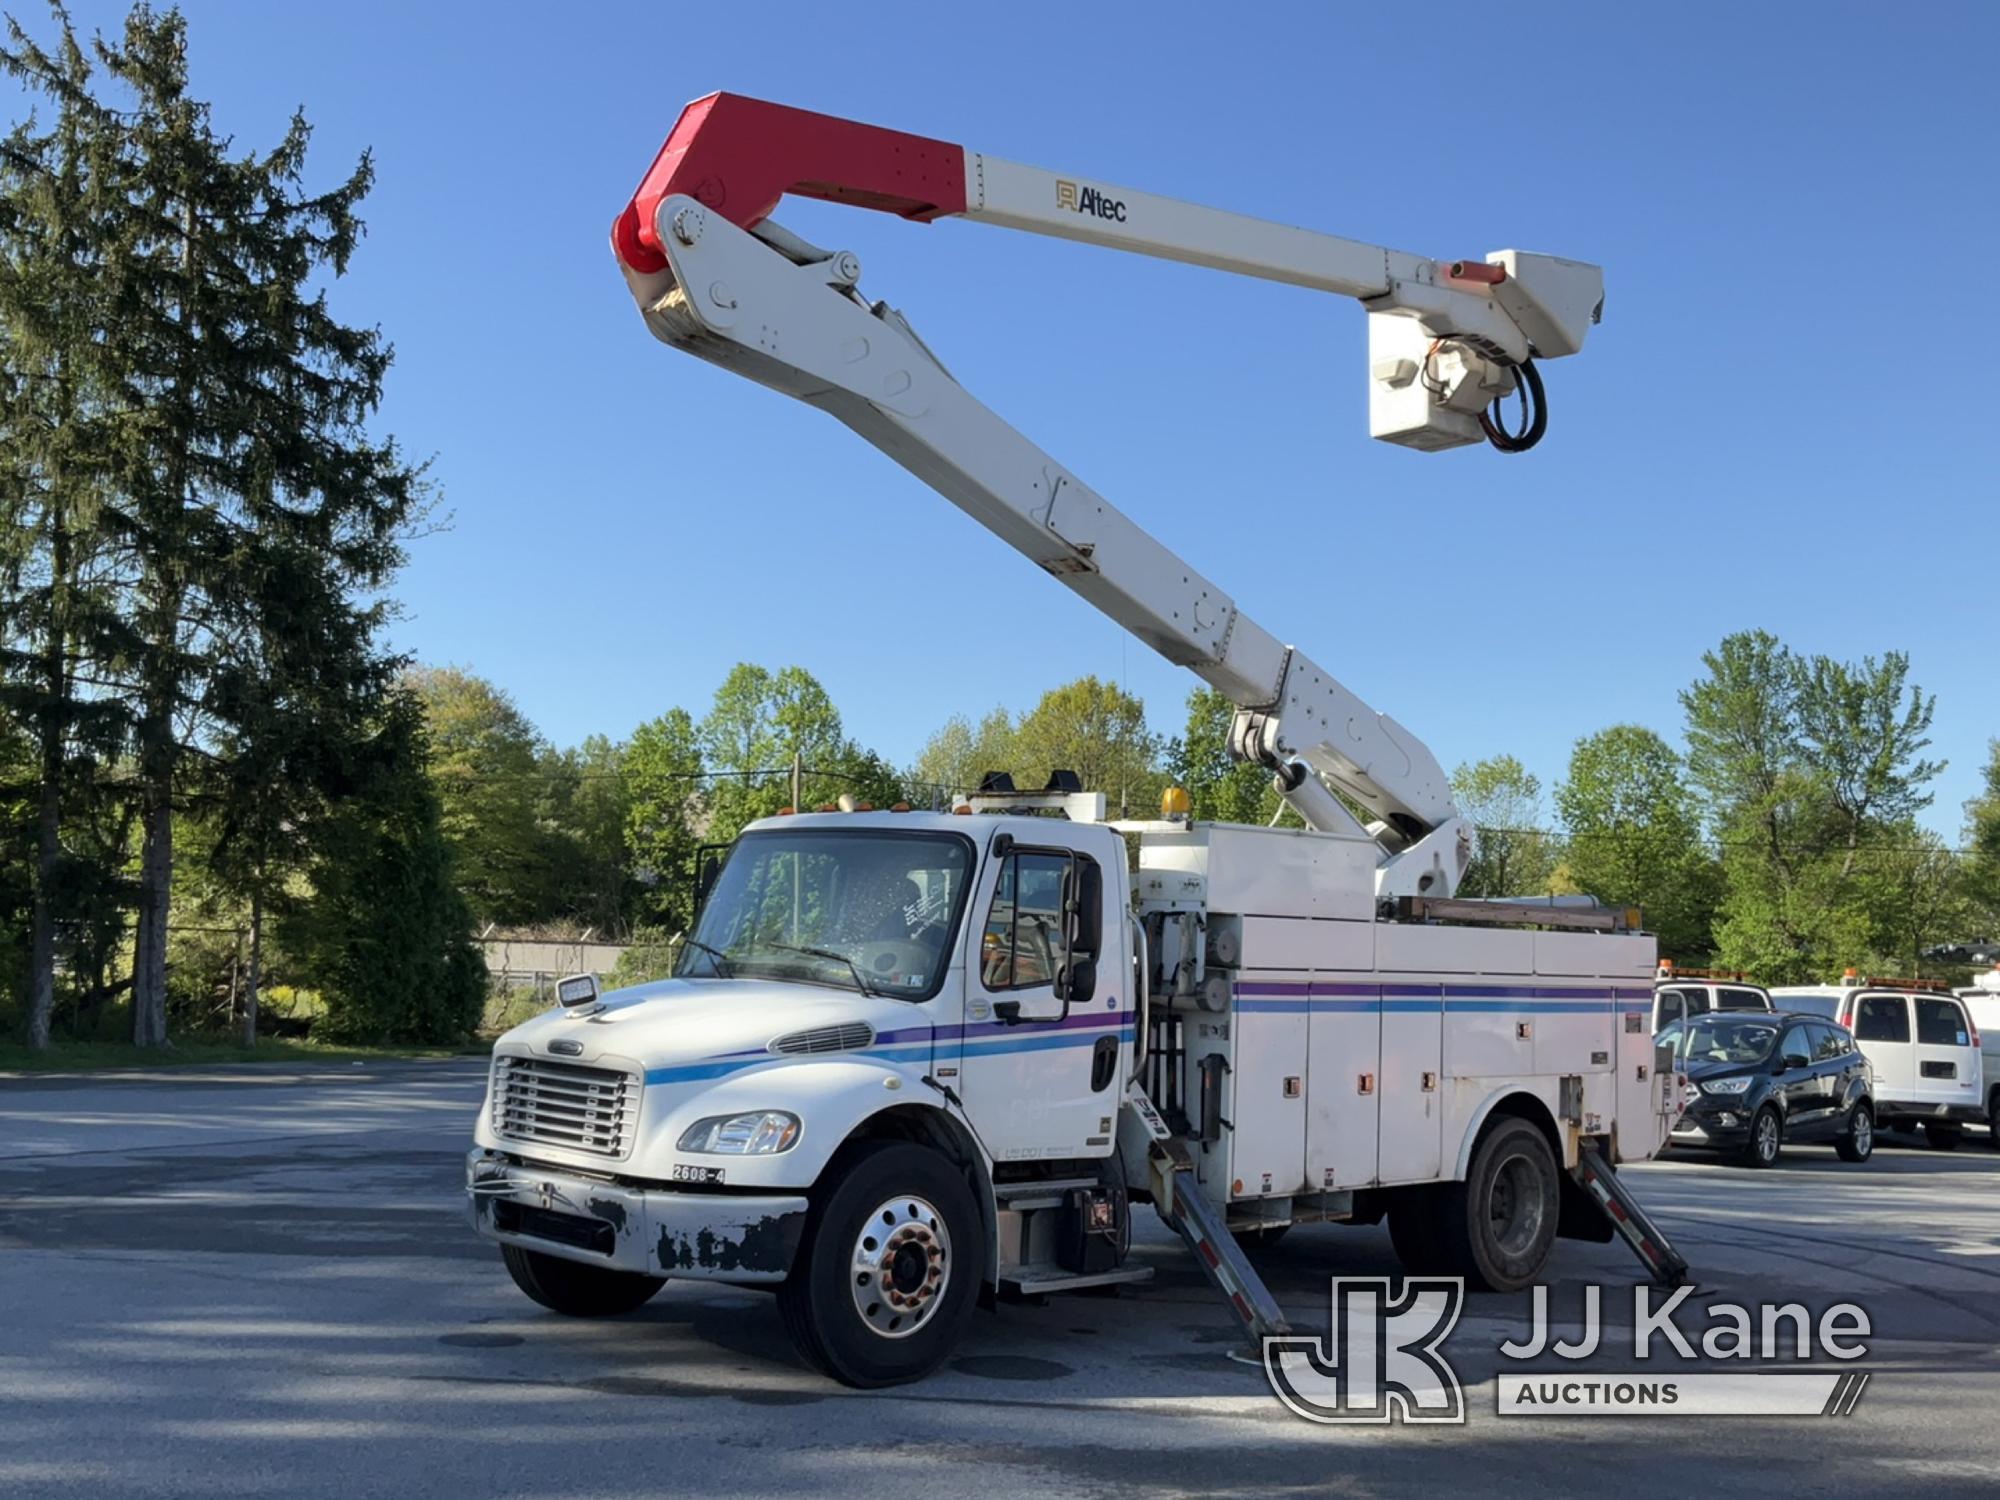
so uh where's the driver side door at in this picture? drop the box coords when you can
[955,838,1123,1163]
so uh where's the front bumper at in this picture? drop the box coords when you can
[466,1149,808,1283]
[1669,1103,1754,1148]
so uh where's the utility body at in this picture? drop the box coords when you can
[468,94,1683,1386]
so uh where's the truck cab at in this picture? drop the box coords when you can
[469,803,1135,1386]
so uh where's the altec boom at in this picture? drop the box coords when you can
[611,93,1605,889]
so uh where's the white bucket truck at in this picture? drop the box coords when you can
[468,95,1686,1385]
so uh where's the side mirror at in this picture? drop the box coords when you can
[1064,859,1103,954]
[1062,957,1098,1007]
[1780,1052,1810,1073]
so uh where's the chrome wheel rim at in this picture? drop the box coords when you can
[1757,1112,1779,1160]
[850,1195,950,1340]
[1853,1110,1872,1155]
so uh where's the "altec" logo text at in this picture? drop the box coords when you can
[1055,179,1127,222]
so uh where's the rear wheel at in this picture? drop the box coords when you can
[501,1245,665,1317]
[777,1142,980,1388]
[1834,1102,1874,1163]
[1924,1121,1964,1151]
[1740,1106,1782,1169]
[1432,1119,1560,1293]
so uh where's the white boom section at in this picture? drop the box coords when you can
[620,198,1468,895]
[962,154,1567,363]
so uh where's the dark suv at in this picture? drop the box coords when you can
[1662,1011,1875,1168]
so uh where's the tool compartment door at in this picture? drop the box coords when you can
[1377,984,1443,1183]
[1229,983,1310,1199]
[1305,982,1381,1191]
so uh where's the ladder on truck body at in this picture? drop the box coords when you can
[1121,1083,1293,1345]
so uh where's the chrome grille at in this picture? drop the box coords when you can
[490,1055,638,1158]
[769,1022,875,1056]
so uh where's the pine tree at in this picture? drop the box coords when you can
[0,10,140,1050]
[75,7,420,1045]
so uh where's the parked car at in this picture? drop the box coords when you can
[1660,1011,1874,1167]
[1769,976,1983,1149]
[1652,963,1775,1034]
[1952,966,2000,1146]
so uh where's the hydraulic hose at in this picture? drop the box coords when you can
[1482,357,1547,453]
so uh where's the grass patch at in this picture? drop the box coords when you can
[0,1035,490,1073]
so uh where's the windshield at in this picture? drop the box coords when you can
[1777,993,1840,1020]
[1674,1016,1782,1067]
[678,828,974,1000]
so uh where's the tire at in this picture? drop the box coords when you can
[1987,1091,2000,1150]
[1835,1102,1874,1163]
[1231,1223,1291,1252]
[1741,1106,1783,1169]
[1924,1122,1964,1151]
[501,1245,665,1317]
[777,1141,980,1388]
[1387,1186,1449,1275]
[1433,1119,1560,1293]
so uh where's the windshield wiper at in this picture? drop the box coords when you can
[764,943,883,997]
[679,937,735,977]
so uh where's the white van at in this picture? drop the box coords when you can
[1951,966,2000,1143]
[1770,978,1984,1148]
[1653,964,1775,1034]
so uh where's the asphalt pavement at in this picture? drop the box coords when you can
[3,1059,1998,1498]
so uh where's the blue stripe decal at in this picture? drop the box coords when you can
[643,1025,1134,1087]
[1233,982,1627,1019]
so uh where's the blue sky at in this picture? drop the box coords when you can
[42,2,2000,834]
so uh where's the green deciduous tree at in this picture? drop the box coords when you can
[1555,725,1720,962]
[910,707,1014,806]
[406,666,550,924]
[1163,686,1276,825]
[1451,755,1558,897]
[1009,675,1159,815]
[698,662,850,841]
[625,706,705,933]
[1680,630,1944,982]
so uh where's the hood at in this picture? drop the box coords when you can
[496,975,932,1073]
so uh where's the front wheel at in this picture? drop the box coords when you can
[778,1142,980,1388]
[1835,1102,1874,1163]
[1741,1106,1783,1169]
[1433,1119,1559,1293]
[501,1245,665,1317]
[1987,1091,2000,1149]
[1925,1122,1964,1151]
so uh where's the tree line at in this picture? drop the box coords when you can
[381,638,2000,995]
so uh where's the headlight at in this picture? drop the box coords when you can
[678,1110,801,1155]
[1701,1077,1754,1095]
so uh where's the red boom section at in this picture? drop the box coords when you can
[613,92,968,273]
